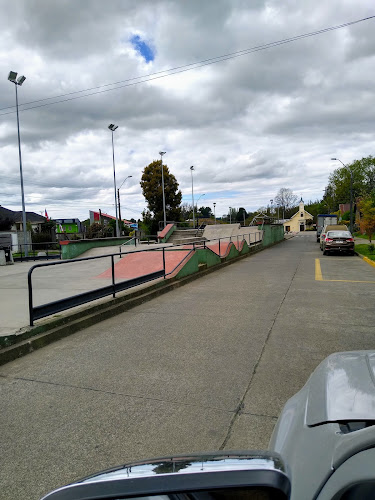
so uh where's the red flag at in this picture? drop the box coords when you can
[45,209,49,221]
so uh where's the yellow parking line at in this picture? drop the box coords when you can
[324,279,375,283]
[315,258,375,283]
[315,258,323,281]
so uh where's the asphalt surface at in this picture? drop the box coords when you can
[1,232,375,499]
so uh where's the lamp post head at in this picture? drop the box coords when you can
[108,124,118,131]
[159,151,166,157]
[8,71,26,85]
[331,158,337,161]
[8,71,17,82]
[190,166,194,171]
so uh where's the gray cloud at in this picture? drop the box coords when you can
[1,0,374,221]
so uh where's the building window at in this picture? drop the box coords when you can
[301,213,303,217]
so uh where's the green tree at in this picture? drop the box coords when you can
[86,223,113,239]
[358,196,375,242]
[236,207,247,223]
[325,156,375,209]
[274,188,298,219]
[199,206,212,218]
[140,160,182,233]
[108,219,130,236]
[0,217,13,231]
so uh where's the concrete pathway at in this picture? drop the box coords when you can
[0,243,174,337]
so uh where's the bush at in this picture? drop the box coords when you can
[368,244,375,254]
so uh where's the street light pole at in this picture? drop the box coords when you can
[108,124,120,237]
[213,202,216,225]
[190,166,195,228]
[160,152,167,228]
[8,71,28,257]
[229,207,232,224]
[331,158,354,234]
[117,175,133,230]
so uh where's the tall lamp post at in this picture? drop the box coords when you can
[108,124,120,237]
[159,152,167,228]
[196,193,205,224]
[117,175,133,229]
[213,202,216,225]
[190,166,195,228]
[8,71,28,257]
[331,158,353,234]
[229,207,232,224]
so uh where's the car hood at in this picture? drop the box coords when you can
[306,351,375,426]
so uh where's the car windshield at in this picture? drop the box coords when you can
[327,231,351,238]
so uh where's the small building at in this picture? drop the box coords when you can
[0,205,46,232]
[0,205,47,251]
[283,198,313,232]
[55,218,82,234]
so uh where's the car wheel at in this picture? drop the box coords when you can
[320,246,323,251]
[323,249,328,255]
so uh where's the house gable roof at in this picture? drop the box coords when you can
[289,209,314,220]
[0,206,46,223]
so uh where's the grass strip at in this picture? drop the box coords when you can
[355,243,375,261]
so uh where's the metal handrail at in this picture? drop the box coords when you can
[27,231,263,325]
[27,249,167,326]
[13,241,62,262]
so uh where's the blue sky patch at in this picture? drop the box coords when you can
[130,35,154,62]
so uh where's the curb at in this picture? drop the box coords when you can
[355,251,375,268]
[0,241,275,366]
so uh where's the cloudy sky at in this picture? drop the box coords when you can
[1,0,374,222]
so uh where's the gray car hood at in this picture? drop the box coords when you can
[306,351,375,426]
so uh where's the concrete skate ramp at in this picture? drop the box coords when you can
[203,224,262,242]
[96,249,192,280]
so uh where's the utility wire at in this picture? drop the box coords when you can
[1,14,374,117]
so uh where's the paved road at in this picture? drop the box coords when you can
[1,232,375,499]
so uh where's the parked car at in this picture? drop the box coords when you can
[319,224,348,250]
[322,230,354,255]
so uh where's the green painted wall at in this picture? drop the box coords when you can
[160,224,176,243]
[240,241,250,254]
[57,223,79,234]
[262,225,284,247]
[226,243,239,260]
[61,237,133,259]
[175,247,221,278]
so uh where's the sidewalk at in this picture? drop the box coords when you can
[0,243,175,338]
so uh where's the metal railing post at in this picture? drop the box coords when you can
[162,247,166,278]
[28,268,34,326]
[111,255,116,298]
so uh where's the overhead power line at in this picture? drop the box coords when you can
[1,15,374,117]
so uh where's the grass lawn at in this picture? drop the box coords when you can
[355,244,375,261]
[354,232,373,240]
